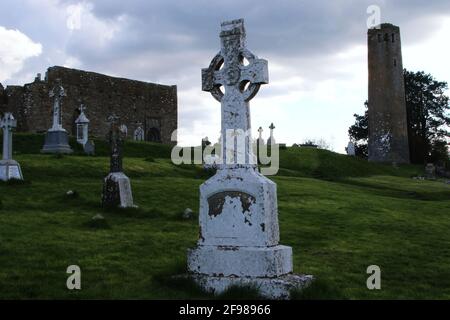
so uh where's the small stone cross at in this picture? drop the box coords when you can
[79,104,86,113]
[257,126,263,140]
[269,123,275,136]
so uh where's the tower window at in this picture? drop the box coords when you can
[394,59,397,67]
[384,33,389,41]
[392,33,395,43]
[378,34,382,42]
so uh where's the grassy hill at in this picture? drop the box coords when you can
[0,133,449,299]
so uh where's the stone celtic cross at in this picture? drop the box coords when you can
[202,19,268,166]
[49,79,66,131]
[269,122,275,132]
[1,113,17,160]
[257,126,263,140]
[107,114,123,173]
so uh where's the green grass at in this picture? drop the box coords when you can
[0,134,449,299]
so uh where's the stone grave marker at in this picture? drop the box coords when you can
[101,114,134,208]
[257,126,265,145]
[133,122,145,141]
[347,141,356,156]
[186,19,313,299]
[84,140,95,156]
[267,122,276,145]
[41,79,73,154]
[425,163,436,180]
[0,113,23,181]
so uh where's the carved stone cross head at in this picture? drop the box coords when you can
[202,19,268,102]
[49,79,66,99]
[257,126,263,134]
[107,114,120,125]
[0,113,17,130]
[269,123,275,130]
[79,104,87,113]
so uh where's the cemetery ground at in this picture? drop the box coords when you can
[0,134,449,299]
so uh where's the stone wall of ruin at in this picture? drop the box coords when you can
[0,66,178,144]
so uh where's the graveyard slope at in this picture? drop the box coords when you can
[0,134,450,299]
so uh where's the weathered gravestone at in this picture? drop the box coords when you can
[41,79,73,154]
[187,19,313,299]
[133,122,145,141]
[119,124,128,138]
[267,123,276,146]
[346,141,356,156]
[435,161,450,179]
[101,114,134,208]
[84,140,95,156]
[0,113,23,181]
[425,163,436,180]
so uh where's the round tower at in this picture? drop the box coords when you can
[367,23,410,163]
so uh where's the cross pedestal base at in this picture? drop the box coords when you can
[41,130,73,154]
[198,167,281,247]
[188,245,293,277]
[102,172,134,208]
[187,166,314,299]
[0,159,23,181]
[188,273,313,300]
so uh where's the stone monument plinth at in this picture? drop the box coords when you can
[41,80,73,154]
[187,19,313,299]
[0,113,23,181]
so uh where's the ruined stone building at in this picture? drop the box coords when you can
[367,23,410,163]
[0,66,177,144]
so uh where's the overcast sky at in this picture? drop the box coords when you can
[1,0,449,151]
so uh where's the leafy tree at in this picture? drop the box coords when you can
[404,70,449,163]
[348,101,369,157]
[349,70,449,164]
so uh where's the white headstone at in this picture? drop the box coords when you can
[187,19,312,299]
[119,124,128,138]
[1,113,15,161]
[425,163,436,180]
[347,141,356,156]
[133,123,144,141]
[0,113,23,181]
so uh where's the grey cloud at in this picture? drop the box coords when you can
[56,0,450,91]
[4,0,450,87]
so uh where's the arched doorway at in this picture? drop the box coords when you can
[147,127,161,142]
